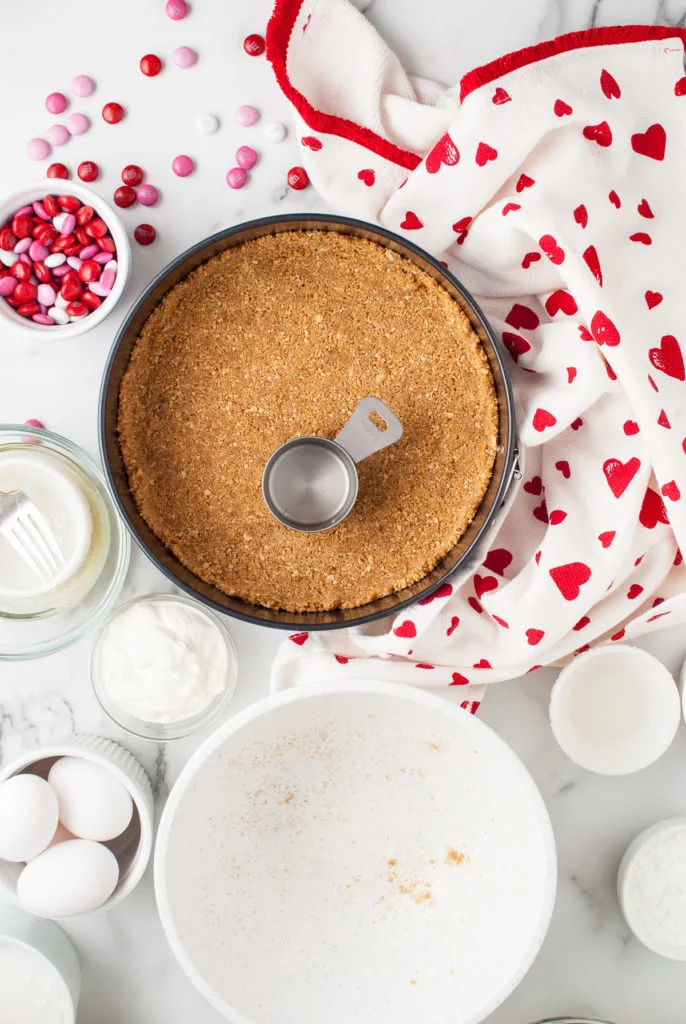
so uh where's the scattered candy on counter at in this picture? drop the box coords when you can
[172,154,194,177]
[166,0,189,19]
[45,92,68,115]
[122,164,144,186]
[47,163,70,179]
[0,193,118,324]
[71,74,95,97]
[67,113,90,136]
[195,113,219,134]
[137,184,159,207]
[102,102,125,125]
[235,146,257,170]
[27,139,51,162]
[243,34,265,56]
[173,46,197,69]
[236,104,260,126]
[46,125,70,147]
[226,167,247,190]
[113,186,137,209]
[134,223,156,246]
[77,161,99,182]
[140,53,163,77]
[287,166,310,190]
[264,120,287,143]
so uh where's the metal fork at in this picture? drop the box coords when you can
[0,490,67,584]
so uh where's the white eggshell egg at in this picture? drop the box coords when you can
[0,774,59,862]
[48,757,134,841]
[17,839,119,918]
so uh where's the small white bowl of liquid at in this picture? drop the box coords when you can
[549,644,681,775]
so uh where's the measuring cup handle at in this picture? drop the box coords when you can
[334,397,403,464]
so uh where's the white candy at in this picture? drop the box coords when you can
[66,256,82,271]
[55,293,69,310]
[44,253,66,268]
[48,306,70,325]
[52,212,68,233]
[0,249,18,267]
[104,260,118,272]
[195,113,219,134]
[264,121,287,143]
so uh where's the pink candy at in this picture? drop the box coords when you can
[27,138,51,161]
[24,418,45,429]
[36,284,56,306]
[226,167,247,189]
[166,0,189,18]
[92,251,113,265]
[32,314,54,325]
[46,92,68,115]
[137,184,159,206]
[172,155,194,177]
[28,241,49,262]
[71,75,95,97]
[32,201,50,221]
[79,244,99,260]
[0,277,16,297]
[14,238,31,254]
[235,145,257,170]
[46,124,70,147]
[173,46,197,69]
[66,113,90,136]
[100,268,116,292]
[236,105,260,127]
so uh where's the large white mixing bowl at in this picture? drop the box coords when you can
[155,681,557,1024]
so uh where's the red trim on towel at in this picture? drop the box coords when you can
[267,9,686,170]
[460,25,686,101]
[267,0,422,170]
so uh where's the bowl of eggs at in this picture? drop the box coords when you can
[0,734,153,918]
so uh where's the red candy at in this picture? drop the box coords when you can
[134,223,156,246]
[66,300,88,318]
[11,261,31,281]
[78,260,100,283]
[99,236,116,253]
[75,227,90,246]
[84,218,108,239]
[14,282,37,303]
[113,185,137,208]
[17,302,40,317]
[140,54,162,77]
[43,195,59,217]
[102,102,124,124]
[287,166,309,190]
[76,205,94,226]
[77,162,99,183]
[52,234,74,252]
[60,277,83,302]
[47,163,70,179]
[34,262,51,283]
[64,243,82,256]
[0,227,16,250]
[121,165,143,187]
[58,195,80,212]
[12,215,34,239]
[243,34,265,56]
[81,290,101,310]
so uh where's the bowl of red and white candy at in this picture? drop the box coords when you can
[0,180,130,338]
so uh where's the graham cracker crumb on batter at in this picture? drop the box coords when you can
[118,230,498,611]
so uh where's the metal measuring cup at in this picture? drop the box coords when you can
[262,397,403,533]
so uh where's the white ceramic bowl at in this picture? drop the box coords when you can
[0,179,131,339]
[550,644,680,775]
[618,817,686,960]
[0,734,154,917]
[0,904,80,1021]
[156,681,557,1024]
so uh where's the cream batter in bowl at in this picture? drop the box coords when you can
[0,424,129,660]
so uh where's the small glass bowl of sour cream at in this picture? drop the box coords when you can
[0,424,130,660]
[90,593,238,740]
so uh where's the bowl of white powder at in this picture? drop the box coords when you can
[90,593,237,740]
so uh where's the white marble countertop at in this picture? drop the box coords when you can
[2,1,686,1021]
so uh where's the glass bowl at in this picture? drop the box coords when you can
[90,593,238,740]
[0,424,130,660]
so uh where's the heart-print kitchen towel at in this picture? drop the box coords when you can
[267,0,686,702]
